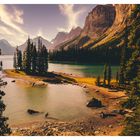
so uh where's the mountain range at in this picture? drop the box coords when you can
[0,4,137,55]
[19,36,52,52]
[55,4,136,50]
[0,39,15,55]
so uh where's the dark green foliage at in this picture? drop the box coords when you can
[31,44,37,73]
[13,47,22,70]
[25,38,32,73]
[36,39,48,75]
[13,52,17,70]
[119,44,126,85]
[107,64,112,86]
[122,78,140,109]
[116,71,119,83]
[17,49,22,70]
[18,37,48,75]
[22,51,27,71]
[95,75,101,86]
[49,45,124,64]
[125,48,140,82]
[121,104,140,136]
[103,64,107,86]
[0,91,11,135]
[122,95,139,109]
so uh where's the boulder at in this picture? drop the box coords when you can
[27,109,40,115]
[32,81,47,88]
[86,98,103,108]
[95,90,99,93]
[100,112,117,119]
[0,90,5,96]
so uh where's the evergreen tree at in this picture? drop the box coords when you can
[17,48,22,70]
[13,47,22,70]
[116,71,119,83]
[107,64,112,86]
[13,52,17,70]
[0,91,11,135]
[22,51,27,71]
[121,78,140,135]
[119,43,126,85]
[103,64,107,86]
[125,40,140,83]
[95,75,101,86]
[31,44,37,74]
[36,38,48,75]
[42,45,48,73]
[25,37,31,73]
[20,37,48,75]
[119,19,129,85]
[122,38,140,136]
[37,38,43,74]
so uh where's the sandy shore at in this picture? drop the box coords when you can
[4,69,127,136]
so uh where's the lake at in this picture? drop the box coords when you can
[0,55,119,77]
[0,55,119,125]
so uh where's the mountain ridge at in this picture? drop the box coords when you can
[19,36,52,51]
[53,4,136,51]
[51,26,82,49]
[0,39,15,55]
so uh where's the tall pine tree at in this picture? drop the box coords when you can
[103,64,107,86]
[107,64,112,86]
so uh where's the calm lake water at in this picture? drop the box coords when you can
[0,55,119,77]
[0,55,119,125]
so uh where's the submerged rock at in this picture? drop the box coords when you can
[27,109,41,115]
[86,98,103,108]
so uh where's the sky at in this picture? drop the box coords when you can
[0,4,95,46]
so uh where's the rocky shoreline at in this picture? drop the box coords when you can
[11,114,124,136]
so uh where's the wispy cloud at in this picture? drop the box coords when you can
[58,4,85,32]
[0,5,27,46]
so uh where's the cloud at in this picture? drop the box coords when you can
[58,4,85,32]
[0,5,27,46]
[13,7,24,24]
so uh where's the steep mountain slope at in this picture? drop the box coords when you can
[51,27,82,49]
[19,36,52,51]
[88,4,135,48]
[81,4,115,39]
[54,4,136,51]
[0,39,15,55]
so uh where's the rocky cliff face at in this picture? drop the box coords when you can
[94,4,135,47]
[83,4,135,47]
[81,5,116,39]
[52,4,136,51]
